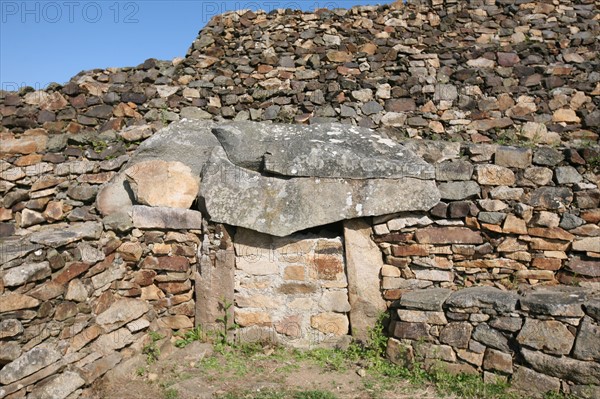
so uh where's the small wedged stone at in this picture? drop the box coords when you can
[132,205,203,229]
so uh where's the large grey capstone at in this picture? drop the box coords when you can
[98,120,439,236]
[199,147,440,237]
[212,122,435,179]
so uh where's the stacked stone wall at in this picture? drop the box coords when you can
[374,140,599,301]
[387,286,599,398]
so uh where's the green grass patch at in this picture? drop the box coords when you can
[216,389,337,399]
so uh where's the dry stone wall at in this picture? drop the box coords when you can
[387,286,600,398]
[233,228,350,348]
[1,0,599,398]
[374,140,600,300]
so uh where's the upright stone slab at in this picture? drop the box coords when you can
[195,225,235,332]
[344,218,387,342]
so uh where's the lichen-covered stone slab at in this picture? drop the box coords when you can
[0,346,61,385]
[29,222,102,248]
[446,286,518,313]
[212,122,435,179]
[520,287,588,317]
[200,148,440,237]
[400,288,452,311]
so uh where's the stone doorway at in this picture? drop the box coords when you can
[194,218,387,348]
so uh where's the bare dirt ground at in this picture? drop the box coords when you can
[95,340,444,399]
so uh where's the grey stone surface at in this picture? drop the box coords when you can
[96,174,135,217]
[403,140,461,163]
[130,118,219,174]
[510,366,560,398]
[554,166,582,184]
[435,160,474,181]
[446,286,518,313]
[517,319,574,355]
[440,322,473,349]
[29,222,103,248]
[519,287,588,317]
[571,384,600,399]
[522,348,600,385]
[586,299,600,321]
[28,371,85,399]
[200,148,440,236]
[438,181,480,200]
[0,341,21,364]
[533,147,564,166]
[472,324,511,353]
[344,219,387,342]
[560,213,585,229]
[0,239,41,265]
[2,262,51,287]
[489,317,522,332]
[573,316,600,361]
[132,205,203,229]
[529,187,573,209]
[0,346,61,385]
[478,212,507,225]
[399,288,452,311]
[212,122,434,179]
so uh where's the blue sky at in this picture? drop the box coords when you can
[1,0,381,91]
